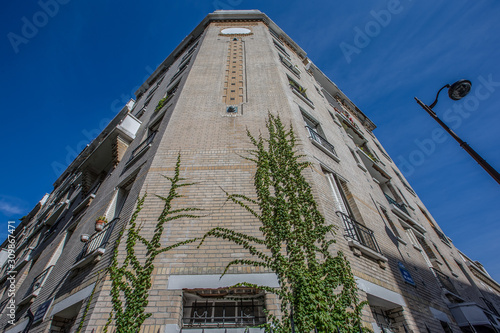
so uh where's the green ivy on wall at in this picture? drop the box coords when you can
[199,113,367,333]
[104,154,201,333]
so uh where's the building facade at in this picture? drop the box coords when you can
[1,10,499,333]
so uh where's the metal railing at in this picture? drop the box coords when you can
[182,299,266,329]
[280,56,300,78]
[384,193,409,216]
[336,211,382,254]
[305,126,337,157]
[289,82,314,105]
[128,131,157,162]
[23,265,53,299]
[431,268,459,295]
[357,145,380,164]
[169,60,190,84]
[77,218,118,261]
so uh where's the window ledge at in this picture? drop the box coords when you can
[440,238,453,248]
[310,139,340,163]
[396,237,407,246]
[347,239,388,266]
[70,248,105,271]
[356,163,367,172]
[72,194,96,216]
[126,144,151,167]
[19,289,40,306]
[291,88,315,109]
[390,204,427,234]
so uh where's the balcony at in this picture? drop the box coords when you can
[127,131,157,165]
[431,268,459,295]
[280,55,300,78]
[19,265,53,305]
[336,212,387,266]
[385,194,408,215]
[357,146,391,183]
[288,78,314,108]
[334,107,365,140]
[449,302,500,331]
[305,126,339,162]
[385,194,426,234]
[42,199,70,227]
[71,218,118,270]
[79,112,141,174]
[169,60,189,84]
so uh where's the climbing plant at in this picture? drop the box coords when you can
[104,154,201,333]
[199,113,366,333]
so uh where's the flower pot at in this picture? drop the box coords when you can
[80,234,90,242]
[95,220,106,232]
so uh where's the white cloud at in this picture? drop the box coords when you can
[0,200,24,216]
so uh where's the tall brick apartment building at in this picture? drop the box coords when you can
[1,10,499,333]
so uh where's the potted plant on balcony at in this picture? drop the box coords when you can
[95,216,108,232]
[154,96,168,112]
[80,234,90,242]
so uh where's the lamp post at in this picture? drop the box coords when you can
[414,79,500,185]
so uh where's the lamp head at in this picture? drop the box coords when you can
[448,79,472,100]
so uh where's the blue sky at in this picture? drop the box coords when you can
[1,1,499,280]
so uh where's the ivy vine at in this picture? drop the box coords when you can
[199,113,367,333]
[104,154,201,333]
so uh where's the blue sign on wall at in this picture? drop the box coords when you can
[33,298,53,323]
[398,262,415,286]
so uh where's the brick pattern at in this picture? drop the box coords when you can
[2,14,499,333]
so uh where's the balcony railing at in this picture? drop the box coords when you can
[336,211,382,254]
[384,193,409,216]
[182,300,266,329]
[169,60,190,84]
[77,218,118,261]
[289,81,314,106]
[128,131,157,163]
[23,265,53,300]
[305,126,337,157]
[357,145,380,164]
[432,268,459,295]
[280,56,300,78]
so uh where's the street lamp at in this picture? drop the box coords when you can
[414,79,500,185]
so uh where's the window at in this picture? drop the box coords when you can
[381,207,401,238]
[325,171,352,217]
[279,54,300,78]
[392,168,416,196]
[373,141,392,162]
[269,28,281,42]
[482,298,500,316]
[405,228,421,250]
[105,187,130,221]
[182,288,266,329]
[419,207,451,246]
[349,148,362,165]
[432,243,454,273]
[273,40,290,58]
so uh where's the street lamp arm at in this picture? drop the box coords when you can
[428,84,450,109]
